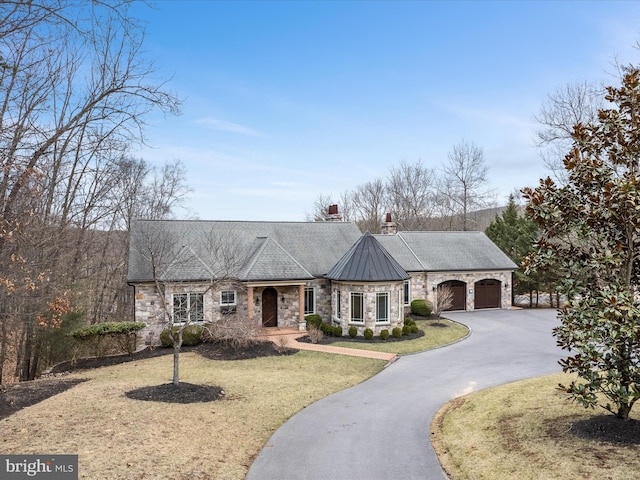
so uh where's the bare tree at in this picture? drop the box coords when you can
[0,1,182,382]
[534,81,603,184]
[352,179,386,233]
[385,160,437,230]
[132,222,247,385]
[440,140,495,231]
[432,285,454,322]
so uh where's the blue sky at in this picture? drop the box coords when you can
[130,1,640,221]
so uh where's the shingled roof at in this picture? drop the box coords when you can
[127,219,363,283]
[374,231,517,272]
[128,220,517,285]
[326,232,410,282]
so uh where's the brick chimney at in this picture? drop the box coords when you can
[381,212,397,234]
[327,204,343,222]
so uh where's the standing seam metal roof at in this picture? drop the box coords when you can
[326,232,410,282]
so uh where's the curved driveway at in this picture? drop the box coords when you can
[247,309,562,480]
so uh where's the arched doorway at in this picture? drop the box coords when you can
[440,280,466,311]
[262,287,278,327]
[474,279,501,309]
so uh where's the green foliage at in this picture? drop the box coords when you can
[410,299,432,317]
[392,327,402,339]
[348,326,357,338]
[160,324,204,348]
[485,194,543,298]
[70,321,146,357]
[404,318,416,327]
[363,328,373,340]
[523,68,640,420]
[305,314,322,329]
[320,322,333,335]
[410,324,419,334]
[70,322,145,338]
[333,325,343,337]
[380,329,389,340]
[402,325,412,336]
[43,312,86,367]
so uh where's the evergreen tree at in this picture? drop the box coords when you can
[485,195,540,303]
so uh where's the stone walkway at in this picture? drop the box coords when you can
[260,328,398,363]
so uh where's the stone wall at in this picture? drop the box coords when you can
[133,281,248,345]
[331,281,404,336]
[425,271,513,311]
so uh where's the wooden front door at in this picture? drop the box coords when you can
[442,280,467,311]
[262,287,277,327]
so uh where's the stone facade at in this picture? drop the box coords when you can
[331,281,404,336]
[134,272,512,344]
[425,270,513,311]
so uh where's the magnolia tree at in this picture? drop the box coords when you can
[523,68,640,420]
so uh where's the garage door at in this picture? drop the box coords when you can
[474,279,501,309]
[440,280,466,311]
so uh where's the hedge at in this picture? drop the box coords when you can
[70,322,146,357]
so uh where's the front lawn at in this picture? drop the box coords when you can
[431,372,640,479]
[0,350,386,480]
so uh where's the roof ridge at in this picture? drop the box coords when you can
[396,232,428,270]
[160,244,214,280]
[241,236,314,280]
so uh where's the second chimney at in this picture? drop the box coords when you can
[381,212,397,234]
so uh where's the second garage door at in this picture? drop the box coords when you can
[474,279,501,309]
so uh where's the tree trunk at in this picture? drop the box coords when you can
[172,344,180,385]
[617,403,632,420]
[0,315,7,384]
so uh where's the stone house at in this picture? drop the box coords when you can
[127,208,517,343]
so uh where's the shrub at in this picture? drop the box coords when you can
[410,299,432,317]
[410,324,419,334]
[160,324,204,348]
[70,321,146,357]
[380,329,389,340]
[320,323,333,335]
[305,314,323,329]
[204,315,260,348]
[404,317,416,327]
[402,325,412,336]
[392,327,402,338]
[348,326,358,338]
[363,328,373,340]
[307,325,324,344]
[333,325,343,337]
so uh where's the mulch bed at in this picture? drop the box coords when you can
[125,382,225,403]
[570,415,640,445]
[297,329,425,345]
[0,378,88,420]
[0,341,297,416]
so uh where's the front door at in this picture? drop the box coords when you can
[262,287,277,327]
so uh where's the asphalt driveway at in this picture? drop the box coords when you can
[247,309,563,480]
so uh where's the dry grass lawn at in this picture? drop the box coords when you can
[432,372,640,480]
[0,350,385,479]
[332,319,469,354]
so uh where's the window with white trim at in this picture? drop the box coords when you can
[336,290,341,319]
[220,290,236,314]
[173,293,204,323]
[376,292,389,323]
[304,287,315,315]
[403,280,411,305]
[220,290,236,305]
[350,292,364,323]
